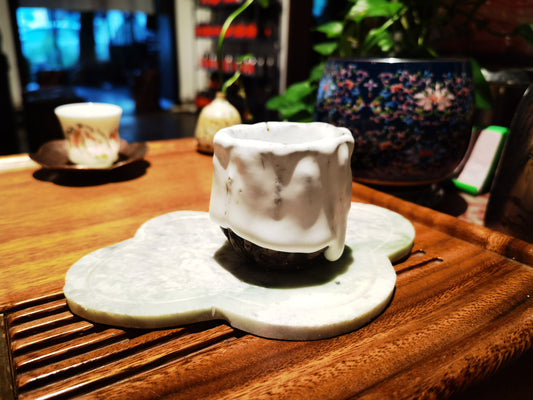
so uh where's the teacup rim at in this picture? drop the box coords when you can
[214,121,353,152]
[54,102,123,118]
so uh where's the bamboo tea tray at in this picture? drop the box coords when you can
[2,138,533,399]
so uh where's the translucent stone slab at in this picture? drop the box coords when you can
[64,203,414,340]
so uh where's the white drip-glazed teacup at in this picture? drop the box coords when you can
[209,121,354,267]
[55,102,123,168]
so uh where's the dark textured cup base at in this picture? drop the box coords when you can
[221,228,326,269]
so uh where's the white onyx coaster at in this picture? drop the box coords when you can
[64,203,415,340]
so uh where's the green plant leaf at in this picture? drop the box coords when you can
[265,94,288,111]
[284,81,315,101]
[347,0,404,22]
[316,21,344,38]
[309,62,326,82]
[277,102,316,122]
[470,58,492,110]
[266,96,303,117]
[514,23,533,46]
[364,28,394,53]
[313,41,338,55]
[265,83,312,110]
[279,102,308,117]
[266,80,318,122]
[296,115,315,122]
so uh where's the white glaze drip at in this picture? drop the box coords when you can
[210,122,354,261]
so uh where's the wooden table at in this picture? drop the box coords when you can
[1,138,532,400]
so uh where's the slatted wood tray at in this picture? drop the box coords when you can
[1,292,242,399]
[2,182,533,400]
[2,161,533,400]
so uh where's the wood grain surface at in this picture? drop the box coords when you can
[1,138,532,399]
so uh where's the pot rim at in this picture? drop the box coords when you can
[327,57,470,64]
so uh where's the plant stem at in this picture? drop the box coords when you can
[222,71,242,94]
[217,0,254,93]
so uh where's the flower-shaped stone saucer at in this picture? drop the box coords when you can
[64,203,414,340]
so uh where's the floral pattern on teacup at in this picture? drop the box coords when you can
[65,123,120,165]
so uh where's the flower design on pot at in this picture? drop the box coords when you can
[315,58,474,185]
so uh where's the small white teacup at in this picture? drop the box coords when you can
[210,121,354,267]
[54,102,123,168]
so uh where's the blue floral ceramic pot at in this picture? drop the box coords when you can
[315,58,474,185]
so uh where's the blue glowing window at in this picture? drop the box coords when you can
[16,7,148,84]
